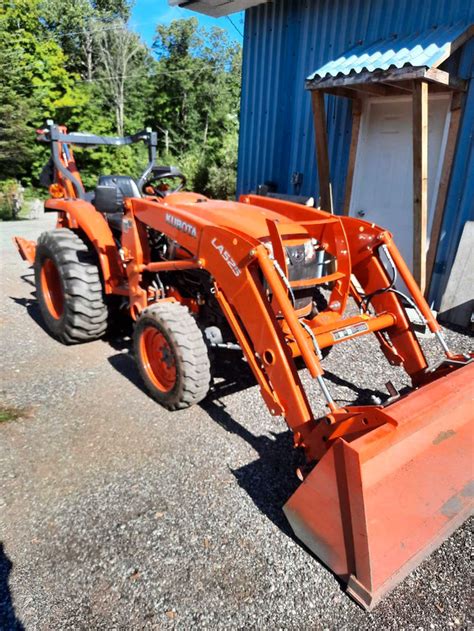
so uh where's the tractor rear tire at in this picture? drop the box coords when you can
[134,301,211,410]
[34,229,108,344]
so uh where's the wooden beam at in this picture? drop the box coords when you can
[425,95,463,295]
[381,80,413,93]
[306,66,467,93]
[451,91,463,111]
[424,67,466,91]
[348,83,408,97]
[306,67,427,90]
[322,84,407,97]
[412,80,429,293]
[343,99,362,215]
[311,91,332,213]
[425,83,453,94]
[321,87,357,99]
[350,83,389,96]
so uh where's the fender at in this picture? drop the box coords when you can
[45,198,126,293]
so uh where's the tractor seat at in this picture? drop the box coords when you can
[92,175,141,233]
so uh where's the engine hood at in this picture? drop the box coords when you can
[162,193,312,243]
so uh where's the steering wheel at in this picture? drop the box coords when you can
[140,165,186,197]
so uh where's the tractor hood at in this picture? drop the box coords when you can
[160,192,313,243]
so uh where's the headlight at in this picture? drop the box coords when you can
[264,239,319,264]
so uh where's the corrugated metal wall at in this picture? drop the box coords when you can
[430,38,474,305]
[236,0,474,305]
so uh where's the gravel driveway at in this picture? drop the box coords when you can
[1,217,472,630]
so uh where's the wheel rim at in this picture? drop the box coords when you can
[40,258,64,319]
[140,326,177,393]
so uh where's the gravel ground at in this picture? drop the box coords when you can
[1,217,472,630]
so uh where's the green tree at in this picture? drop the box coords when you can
[0,0,83,180]
[0,29,32,178]
[149,18,241,197]
[94,19,147,135]
[40,0,132,78]
[93,0,131,19]
[0,4,242,200]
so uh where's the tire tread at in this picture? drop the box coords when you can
[34,228,108,344]
[134,301,211,410]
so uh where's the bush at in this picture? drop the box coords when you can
[170,130,238,200]
[0,179,24,220]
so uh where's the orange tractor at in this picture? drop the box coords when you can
[15,122,473,609]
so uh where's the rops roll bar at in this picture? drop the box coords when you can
[37,119,158,199]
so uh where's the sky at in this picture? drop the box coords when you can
[130,0,244,47]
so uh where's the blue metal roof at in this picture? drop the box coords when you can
[307,22,472,82]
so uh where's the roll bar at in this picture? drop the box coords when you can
[37,120,158,199]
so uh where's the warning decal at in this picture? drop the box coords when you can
[331,322,369,342]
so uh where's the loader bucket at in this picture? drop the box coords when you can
[284,361,474,609]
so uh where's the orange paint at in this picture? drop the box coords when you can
[140,326,177,392]
[40,258,64,319]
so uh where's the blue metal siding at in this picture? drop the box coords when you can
[429,38,474,305]
[237,0,474,305]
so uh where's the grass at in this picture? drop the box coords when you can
[0,404,28,423]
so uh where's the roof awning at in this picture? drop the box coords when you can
[306,23,473,94]
[168,0,269,17]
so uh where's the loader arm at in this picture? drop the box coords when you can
[126,194,390,432]
[124,194,473,609]
[125,193,466,439]
[126,197,317,426]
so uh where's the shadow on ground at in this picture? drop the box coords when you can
[10,295,50,337]
[10,287,134,349]
[0,544,24,631]
[199,350,386,540]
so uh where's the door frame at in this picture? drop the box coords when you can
[349,93,452,232]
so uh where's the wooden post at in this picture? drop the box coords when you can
[425,94,462,296]
[343,99,362,215]
[311,91,332,213]
[412,81,429,293]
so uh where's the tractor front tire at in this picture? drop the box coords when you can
[134,302,211,410]
[34,229,108,344]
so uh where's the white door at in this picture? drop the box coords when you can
[349,94,451,273]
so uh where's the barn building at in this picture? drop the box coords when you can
[170,0,473,317]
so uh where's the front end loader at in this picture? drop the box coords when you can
[15,122,473,609]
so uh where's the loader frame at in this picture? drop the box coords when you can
[37,119,158,199]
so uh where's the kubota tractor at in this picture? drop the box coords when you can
[15,122,473,609]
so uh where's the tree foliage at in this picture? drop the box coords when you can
[0,3,241,203]
[150,18,241,196]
